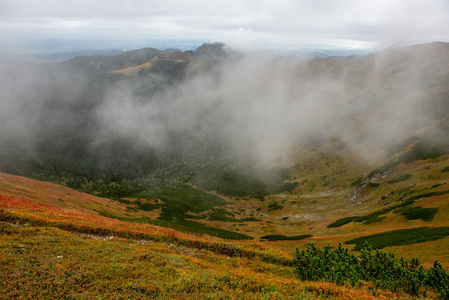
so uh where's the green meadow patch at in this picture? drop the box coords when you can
[345,227,449,251]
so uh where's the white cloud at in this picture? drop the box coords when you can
[0,0,449,49]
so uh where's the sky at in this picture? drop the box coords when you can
[1,0,449,52]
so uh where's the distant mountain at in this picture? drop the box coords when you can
[30,49,126,62]
[189,42,235,58]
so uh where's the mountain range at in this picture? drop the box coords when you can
[1,41,449,298]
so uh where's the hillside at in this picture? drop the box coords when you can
[3,172,447,299]
[1,42,449,298]
[1,172,395,299]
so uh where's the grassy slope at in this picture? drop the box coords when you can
[1,223,389,299]
[0,173,392,299]
[1,153,449,298]
[251,149,449,267]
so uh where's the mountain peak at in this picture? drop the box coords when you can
[191,42,230,58]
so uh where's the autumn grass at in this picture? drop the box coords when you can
[0,221,389,300]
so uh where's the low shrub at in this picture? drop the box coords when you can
[345,227,449,251]
[208,209,241,222]
[351,177,364,187]
[327,216,360,228]
[294,242,449,298]
[268,202,284,211]
[400,207,439,221]
[241,217,262,222]
[280,182,299,193]
[260,234,312,241]
[387,174,412,184]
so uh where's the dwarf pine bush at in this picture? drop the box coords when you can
[294,242,449,299]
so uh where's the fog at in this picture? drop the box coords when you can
[0,42,448,180]
[97,44,447,164]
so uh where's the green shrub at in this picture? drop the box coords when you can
[368,142,449,179]
[345,227,449,251]
[354,209,389,224]
[135,200,159,211]
[400,207,438,221]
[441,166,449,173]
[407,190,449,202]
[387,174,412,184]
[280,182,299,193]
[329,198,421,228]
[260,234,312,241]
[327,216,360,228]
[241,217,262,222]
[397,142,449,164]
[149,185,227,221]
[268,202,284,211]
[208,209,241,222]
[294,242,449,298]
[351,177,364,187]
[432,183,445,188]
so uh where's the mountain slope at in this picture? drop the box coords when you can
[0,172,429,299]
[1,42,449,269]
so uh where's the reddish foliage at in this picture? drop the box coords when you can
[0,195,59,211]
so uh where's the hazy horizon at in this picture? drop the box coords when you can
[2,1,449,58]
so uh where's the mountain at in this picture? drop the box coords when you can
[1,42,449,298]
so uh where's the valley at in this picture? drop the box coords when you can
[1,42,449,298]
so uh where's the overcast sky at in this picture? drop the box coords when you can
[1,0,449,51]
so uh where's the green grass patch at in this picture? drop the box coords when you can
[345,227,449,251]
[260,234,312,241]
[327,216,360,228]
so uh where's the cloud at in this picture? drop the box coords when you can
[91,43,446,165]
[1,0,449,49]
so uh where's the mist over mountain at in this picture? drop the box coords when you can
[0,42,448,191]
[3,42,449,298]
